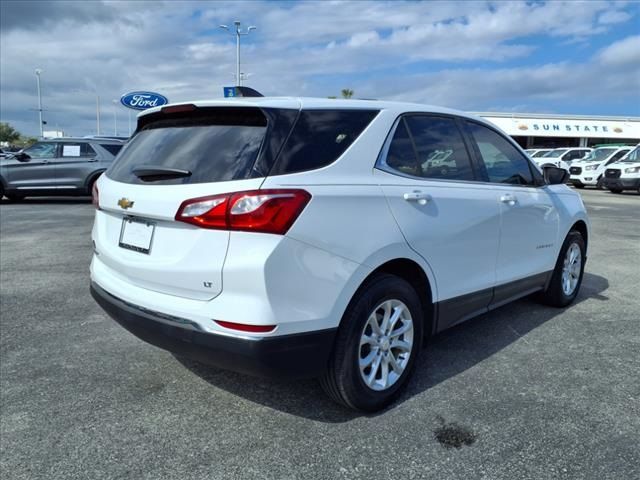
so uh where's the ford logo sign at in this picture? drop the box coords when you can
[120,91,169,111]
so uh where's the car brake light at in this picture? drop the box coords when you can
[92,182,99,209]
[175,189,311,234]
[214,320,276,333]
[161,104,197,114]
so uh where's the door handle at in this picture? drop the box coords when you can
[500,194,517,206]
[403,191,432,205]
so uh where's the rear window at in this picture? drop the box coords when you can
[269,109,379,175]
[100,144,124,156]
[107,107,378,184]
[107,107,269,185]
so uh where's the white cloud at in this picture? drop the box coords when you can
[596,35,640,66]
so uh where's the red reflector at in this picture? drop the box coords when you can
[175,189,311,234]
[215,320,276,333]
[161,104,197,114]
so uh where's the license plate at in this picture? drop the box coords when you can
[119,217,155,254]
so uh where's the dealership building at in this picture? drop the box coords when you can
[476,112,640,149]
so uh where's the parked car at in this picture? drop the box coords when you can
[602,144,640,194]
[90,98,590,411]
[569,146,633,189]
[0,137,125,201]
[540,147,592,167]
[524,148,553,158]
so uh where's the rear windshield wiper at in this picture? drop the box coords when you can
[131,165,192,181]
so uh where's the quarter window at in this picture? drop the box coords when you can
[466,122,533,185]
[383,115,475,181]
[272,109,379,175]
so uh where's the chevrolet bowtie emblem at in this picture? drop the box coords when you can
[117,198,134,209]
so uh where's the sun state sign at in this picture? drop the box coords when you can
[120,91,169,111]
[482,115,640,139]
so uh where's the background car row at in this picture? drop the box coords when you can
[0,137,125,201]
[525,144,640,194]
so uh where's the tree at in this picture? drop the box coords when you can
[0,122,21,144]
[341,89,354,99]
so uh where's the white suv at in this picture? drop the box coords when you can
[90,98,590,411]
[602,144,640,193]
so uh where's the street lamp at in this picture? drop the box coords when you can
[219,21,256,86]
[96,95,101,135]
[35,69,44,138]
[111,99,118,135]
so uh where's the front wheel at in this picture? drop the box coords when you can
[573,183,585,189]
[596,175,604,190]
[320,274,423,411]
[536,231,586,307]
[609,188,623,194]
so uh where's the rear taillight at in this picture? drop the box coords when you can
[175,189,311,234]
[92,182,99,209]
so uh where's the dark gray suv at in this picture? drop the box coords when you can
[0,137,125,201]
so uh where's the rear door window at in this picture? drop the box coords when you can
[61,143,96,157]
[404,115,475,181]
[107,108,269,185]
[269,109,379,175]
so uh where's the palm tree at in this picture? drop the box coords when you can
[341,89,354,99]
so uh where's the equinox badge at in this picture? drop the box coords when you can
[117,198,134,210]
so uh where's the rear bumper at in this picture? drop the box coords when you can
[602,177,640,190]
[91,282,337,379]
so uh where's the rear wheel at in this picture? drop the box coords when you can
[536,231,585,307]
[320,274,423,411]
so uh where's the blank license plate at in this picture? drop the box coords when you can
[119,218,155,254]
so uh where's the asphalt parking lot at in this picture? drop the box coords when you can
[1,189,638,480]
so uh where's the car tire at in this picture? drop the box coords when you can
[320,273,423,411]
[609,188,623,194]
[573,184,585,189]
[596,176,604,190]
[536,231,586,308]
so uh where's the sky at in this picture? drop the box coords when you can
[1,0,639,137]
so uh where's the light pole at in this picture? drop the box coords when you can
[96,95,101,135]
[219,21,256,86]
[35,69,44,138]
[112,99,118,135]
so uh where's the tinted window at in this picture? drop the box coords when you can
[23,142,57,158]
[467,122,533,185]
[404,116,474,181]
[107,108,268,185]
[100,144,124,156]
[385,120,419,176]
[271,109,378,175]
[608,150,629,163]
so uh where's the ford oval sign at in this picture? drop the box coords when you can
[120,91,169,111]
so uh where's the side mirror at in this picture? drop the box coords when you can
[543,165,569,185]
[14,152,31,162]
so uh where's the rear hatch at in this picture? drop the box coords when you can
[93,104,299,300]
